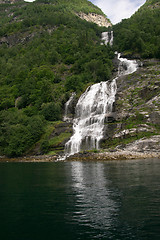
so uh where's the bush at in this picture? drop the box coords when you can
[41,102,62,121]
[65,75,83,92]
[40,139,50,154]
[0,109,45,157]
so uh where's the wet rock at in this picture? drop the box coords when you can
[63,92,77,122]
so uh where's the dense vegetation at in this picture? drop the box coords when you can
[0,0,114,157]
[113,0,160,58]
[1,0,160,157]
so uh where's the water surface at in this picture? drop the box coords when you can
[0,158,160,240]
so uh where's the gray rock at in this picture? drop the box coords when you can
[149,112,160,125]
[116,135,160,152]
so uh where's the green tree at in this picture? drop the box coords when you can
[41,102,62,121]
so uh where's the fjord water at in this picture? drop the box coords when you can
[0,159,160,240]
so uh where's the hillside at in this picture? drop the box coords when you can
[113,0,160,58]
[1,0,160,159]
[95,0,160,154]
[100,59,160,153]
[0,0,113,157]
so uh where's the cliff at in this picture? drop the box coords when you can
[75,12,111,28]
[101,59,160,153]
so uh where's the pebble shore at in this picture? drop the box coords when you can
[66,151,160,161]
[1,151,160,162]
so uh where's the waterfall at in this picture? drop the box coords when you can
[63,92,76,122]
[101,31,113,46]
[63,53,138,158]
[117,53,138,75]
[65,79,117,157]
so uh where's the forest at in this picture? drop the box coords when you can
[0,0,114,157]
[0,0,160,157]
[113,0,160,58]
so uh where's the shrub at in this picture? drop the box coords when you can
[41,102,62,121]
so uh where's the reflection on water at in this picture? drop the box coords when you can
[0,159,160,240]
[70,162,118,231]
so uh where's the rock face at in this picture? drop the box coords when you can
[63,93,77,122]
[0,27,56,47]
[101,59,160,153]
[76,12,112,28]
[116,135,160,152]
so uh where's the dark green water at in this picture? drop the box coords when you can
[0,159,160,240]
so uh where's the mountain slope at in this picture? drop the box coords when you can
[1,0,160,159]
[99,0,160,153]
[101,58,160,153]
[113,0,160,58]
[0,0,113,157]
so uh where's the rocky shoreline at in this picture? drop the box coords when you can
[1,150,160,162]
[0,155,57,163]
[65,151,160,161]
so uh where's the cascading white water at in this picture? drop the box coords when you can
[117,53,138,76]
[63,53,138,158]
[65,79,117,157]
[101,31,113,46]
[63,92,76,122]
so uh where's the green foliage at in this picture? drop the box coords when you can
[49,132,71,146]
[65,75,84,92]
[41,102,62,121]
[0,0,114,156]
[36,0,105,16]
[113,1,160,58]
[39,121,72,154]
[40,139,50,153]
[0,109,45,157]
